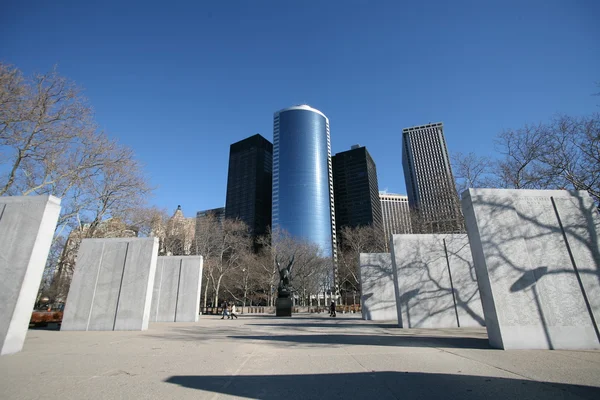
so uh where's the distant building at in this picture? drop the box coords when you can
[272,105,337,259]
[402,122,463,233]
[163,205,196,256]
[332,145,383,236]
[196,207,225,225]
[379,193,412,248]
[272,105,338,295]
[225,134,273,238]
[195,207,225,254]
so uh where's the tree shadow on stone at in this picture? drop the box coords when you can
[462,190,600,348]
[360,253,397,321]
[393,234,485,329]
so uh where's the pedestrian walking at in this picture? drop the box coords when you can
[230,304,238,319]
[221,301,229,319]
[330,300,336,317]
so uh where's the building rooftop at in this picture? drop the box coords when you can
[402,122,443,132]
[275,104,328,121]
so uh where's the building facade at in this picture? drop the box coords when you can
[163,205,196,256]
[225,134,273,238]
[379,192,412,248]
[196,207,225,226]
[332,145,383,234]
[272,104,337,267]
[402,122,463,233]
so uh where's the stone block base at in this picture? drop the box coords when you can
[276,298,292,317]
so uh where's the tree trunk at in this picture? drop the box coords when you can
[214,274,223,311]
[203,274,211,309]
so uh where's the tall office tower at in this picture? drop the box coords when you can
[332,145,383,236]
[402,122,464,233]
[272,105,337,289]
[225,134,273,239]
[379,193,412,248]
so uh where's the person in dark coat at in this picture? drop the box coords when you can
[330,301,336,317]
[221,301,229,319]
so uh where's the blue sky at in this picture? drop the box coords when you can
[2,1,599,218]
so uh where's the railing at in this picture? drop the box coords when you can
[200,305,361,315]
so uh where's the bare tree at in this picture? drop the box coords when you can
[541,114,600,204]
[0,63,151,223]
[254,231,279,306]
[451,151,495,195]
[493,113,600,206]
[494,123,558,190]
[1,63,154,303]
[222,250,271,307]
[287,241,329,307]
[125,206,170,238]
[337,225,387,305]
[0,64,95,196]
[193,214,252,309]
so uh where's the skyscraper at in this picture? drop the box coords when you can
[379,192,412,248]
[272,105,337,264]
[402,122,463,233]
[332,145,383,234]
[196,207,225,226]
[225,134,273,238]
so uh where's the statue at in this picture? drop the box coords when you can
[276,254,294,297]
[275,254,295,317]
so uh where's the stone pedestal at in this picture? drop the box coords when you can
[150,256,203,322]
[0,196,61,355]
[276,297,293,317]
[62,237,159,331]
[359,253,397,321]
[462,189,600,349]
[390,234,484,329]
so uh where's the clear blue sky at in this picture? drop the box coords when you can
[2,1,599,217]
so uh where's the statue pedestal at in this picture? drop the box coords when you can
[276,297,293,317]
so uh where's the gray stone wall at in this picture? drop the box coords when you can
[359,253,397,321]
[61,237,159,331]
[0,196,61,355]
[462,188,600,349]
[150,256,203,322]
[390,234,484,329]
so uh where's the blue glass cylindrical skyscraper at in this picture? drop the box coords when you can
[272,105,337,260]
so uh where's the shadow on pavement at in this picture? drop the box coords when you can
[228,333,491,349]
[165,371,600,400]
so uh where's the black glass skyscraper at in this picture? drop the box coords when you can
[225,134,273,237]
[332,145,383,234]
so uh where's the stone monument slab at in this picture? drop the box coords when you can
[462,188,600,350]
[61,237,158,331]
[390,234,484,329]
[150,256,203,322]
[276,298,293,317]
[0,196,61,355]
[359,253,397,321]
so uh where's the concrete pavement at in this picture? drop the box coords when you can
[1,314,599,399]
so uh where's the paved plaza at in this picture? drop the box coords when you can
[1,314,600,399]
